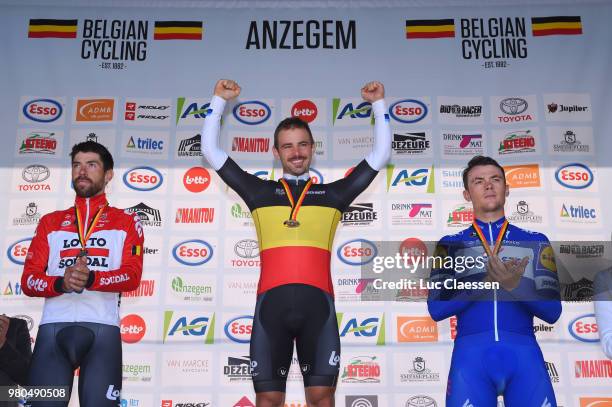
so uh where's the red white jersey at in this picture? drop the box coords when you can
[21,193,144,326]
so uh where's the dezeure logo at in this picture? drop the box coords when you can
[568,314,599,342]
[172,239,213,266]
[555,163,593,189]
[389,99,428,123]
[233,101,271,125]
[22,165,50,183]
[291,100,317,123]
[499,98,528,115]
[123,166,163,191]
[224,316,253,343]
[23,99,63,122]
[7,238,32,265]
[337,239,377,266]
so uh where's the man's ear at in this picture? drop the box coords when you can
[104,169,114,185]
[463,189,471,202]
[272,146,280,160]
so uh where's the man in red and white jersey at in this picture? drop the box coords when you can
[21,141,144,407]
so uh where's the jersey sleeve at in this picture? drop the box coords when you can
[87,212,144,293]
[328,159,378,212]
[216,156,266,210]
[20,214,62,298]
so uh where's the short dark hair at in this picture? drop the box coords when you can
[273,117,314,149]
[70,141,114,171]
[462,155,505,190]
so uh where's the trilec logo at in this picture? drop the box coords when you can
[389,99,428,124]
[568,314,599,342]
[291,100,318,123]
[224,315,253,344]
[7,238,32,266]
[123,166,163,191]
[232,101,271,125]
[183,167,211,193]
[172,239,213,266]
[22,99,63,123]
[120,314,146,344]
[555,163,593,189]
[337,239,377,266]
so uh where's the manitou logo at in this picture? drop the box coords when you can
[231,137,270,153]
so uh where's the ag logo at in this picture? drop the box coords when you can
[162,311,215,343]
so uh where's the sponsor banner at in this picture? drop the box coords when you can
[442,201,474,230]
[121,130,169,159]
[176,131,202,159]
[332,97,374,127]
[73,97,116,124]
[387,200,435,230]
[565,313,600,343]
[440,130,485,159]
[227,131,273,160]
[165,273,216,305]
[393,352,445,386]
[12,164,62,194]
[162,311,215,344]
[222,275,258,309]
[333,236,381,269]
[160,351,213,386]
[334,274,378,304]
[118,165,168,194]
[492,128,541,157]
[19,97,65,125]
[120,311,158,345]
[171,200,219,230]
[332,130,374,161]
[4,236,31,269]
[0,273,44,306]
[218,395,256,407]
[220,314,253,344]
[541,351,564,387]
[159,394,214,406]
[7,198,56,231]
[168,237,217,269]
[553,197,601,229]
[546,126,594,156]
[224,234,260,270]
[503,163,542,189]
[121,276,159,307]
[344,394,389,407]
[339,201,383,231]
[229,99,275,126]
[385,164,435,194]
[225,199,255,230]
[551,162,598,193]
[142,234,163,267]
[504,196,548,228]
[219,352,253,386]
[390,130,433,159]
[15,129,63,158]
[394,314,439,343]
[118,199,167,230]
[393,393,445,407]
[437,96,484,125]
[336,311,385,345]
[172,166,219,195]
[387,97,432,125]
[123,98,172,126]
[116,393,154,407]
[69,128,117,154]
[569,351,612,386]
[281,98,327,127]
[122,351,155,385]
[490,95,537,124]
[543,93,592,122]
[437,167,464,194]
[312,133,328,161]
[330,167,384,198]
[340,352,386,385]
[578,397,612,407]
[175,97,212,127]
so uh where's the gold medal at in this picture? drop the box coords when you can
[75,203,107,258]
[283,219,300,228]
[279,178,313,228]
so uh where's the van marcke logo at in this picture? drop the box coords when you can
[498,130,535,154]
[337,239,377,266]
[123,166,163,191]
[397,316,438,342]
[224,316,253,344]
[232,101,272,125]
[124,202,162,227]
[291,100,317,123]
[231,136,270,153]
[177,133,201,157]
[389,99,428,123]
[120,314,146,343]
[392,132,430,155]
[75,98,114,122]
[504,164,540,188]
[19,132,58,155]
[183,167,211,193]
[555,163,593,189]
[172,239,213,266]
[341,356,381,384]
[22,99,63,123]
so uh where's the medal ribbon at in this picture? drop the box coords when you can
[74,203,107,254]
[279,178,313,222]
[472,219,509,258]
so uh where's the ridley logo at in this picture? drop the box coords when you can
[555,163,593,189]
[232,101,271,125]
[120,314,146,343]
[22,99,63,123]
[172,239,213,266]
[389,99,428,123]
[291,100,318,123]
[337,239,377,266]
[183,167,211,193]
[123,166,163,191]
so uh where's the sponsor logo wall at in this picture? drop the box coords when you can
[2,3,611,406]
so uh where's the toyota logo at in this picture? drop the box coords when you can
[22,164,50,183]
[499,98,528,115]
[234,239,259,258]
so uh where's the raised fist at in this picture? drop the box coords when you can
[214,79,241,101]
[361,81,385,103]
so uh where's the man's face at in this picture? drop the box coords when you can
[71,151,112,198]
[273,127,315,176]
[463,164,509,213]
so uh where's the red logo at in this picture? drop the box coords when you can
[120,314,146,343]
[183,167,211,193]
[291,100,318,123]
[399,238,427,262]
[233,397,255,407]
[161,401,172,407]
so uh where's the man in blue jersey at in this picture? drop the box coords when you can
[427,156,561,407]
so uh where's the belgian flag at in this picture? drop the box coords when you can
[405,19,455,39]
[154,21,203,40]
[28,19,77,38]
[532,16,582,36]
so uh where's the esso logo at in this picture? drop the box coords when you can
[337,238,377,266]
[555,163,593,189]
[172,239,213,266]
[568,314,599,342]
[23,99,63,123]
[389,99,428,123]
[310,168,324,184]
[233,101,272,125]
[123,166,163,191]
[120,314,146,343]
[291,100,318,123]
[224,315,253,343]
[183,167,211,193]
[7,238,32,265]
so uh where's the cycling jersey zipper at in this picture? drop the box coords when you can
[488,222,499,342]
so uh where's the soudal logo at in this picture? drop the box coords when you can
[568,314,599,342]
[498,130,535,154]
[123,166,163,191]
[397,316,438,342]
[172,239,213,266]
[341,356,381,383]
[574,359,612,379]
[231,137,270,153]
[75,98,114,122]
[389,99,428,123]
[224,316,253,344]
[337,239,377,266]
[232,101,271,125]
[19,132,58,155]
[123,279,155,298]
[175,207,215,224]
[291,99,317,123]
[555,163,593,189]
[7,238,32,265]
[22,99,63,123]
[183,167,211,193]
[120,314,146,343]
[498,97,533,123]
